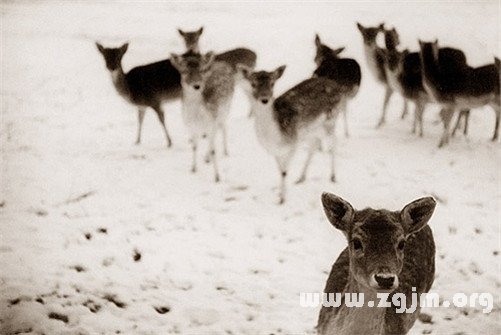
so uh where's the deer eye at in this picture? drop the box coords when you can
[251,82,257,88]
[352,238,363,251]
[398,240,406,251]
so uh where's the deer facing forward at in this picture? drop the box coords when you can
[318,193,436,335]
[170,51,235,182]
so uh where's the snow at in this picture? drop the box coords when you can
[0,1,500,334]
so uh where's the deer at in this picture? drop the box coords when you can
[451,56,501,138]
[178,26,257,118]
[356,22,408,127]
[170,51,235,183]
[382,28,470,137]
[96,42,181,147]
[178,26,257,72]
[317,193,437,335]
[313,34,361,138]
[238,65,351,204]
[419,40,500,147]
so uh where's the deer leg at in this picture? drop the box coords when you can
[190,136,198,173]
[208,127,220,183]
[417,101,426,137]
[377,87,392,128]
[463,109,470,136]
[325,130,337,183]
[401,99,409,119]
[438,107,455,148]
[135,108,146,145]
[296,138,320,184]
[412,102,419,134]
[275,151,294,205]
[343,106,349,138]
[451,109,463,137]
[152,105,172,148]
[491,105,500,141]
[221,123,229,156]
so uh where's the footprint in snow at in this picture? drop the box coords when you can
[154,306,170,314]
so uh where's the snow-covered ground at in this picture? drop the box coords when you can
[0,1,500,334]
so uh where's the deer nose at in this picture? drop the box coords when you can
[373,273,398,290]
[260,98,269,104]
[193,84,201,90]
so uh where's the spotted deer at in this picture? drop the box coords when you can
[170,51,235,182]
[238,65,350,204]
[382,28,470,137]
[356,23,408,127]
[96,42,181,147]
[317,193,436,335]
[313,34,361,137]
[419,40,500,146]
[178,27,257,72]
[178,27,257,117]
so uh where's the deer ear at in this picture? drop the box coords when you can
[400,197,436,236]
[237,64,252,79]
[197,26,204,35]
[321,193,354,232]
[119,43,129,54]
[356,22,364,32]
[178,29,185,37]
[170,53,183,71]
[379,23,385,31]
[202,52,216,69]
[273,65,286,80]
[315,34,322,48]
[333,47,345,55]
[96,42,105,54]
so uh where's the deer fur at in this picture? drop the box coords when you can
[382,28,470,137]
[356,23,408,127]
[239,65,350,204]
[96,42,181,147]
[317,193,436,335]
[313,34,361,137]
[171,51,236,182]
[419,40,500,146]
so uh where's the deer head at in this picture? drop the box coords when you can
[178,27,204,52]
[322,193,436,292]
[96,42,128,71]
[170,51,215,91]
[356,22,385,47]
[237,65,286,105]
[314,34,345,66]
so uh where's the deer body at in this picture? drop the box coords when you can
[313,34,361,137]
[179,27,257,118]
[171,52,235,182]
[318,194,436,335]
[419,40,500,146]
[357,23,408,127]
[240,65,347,203]
[96,43,181,147]
[178,27,257,72]
[383,29,471,138]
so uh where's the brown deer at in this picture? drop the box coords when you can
[96,42,181,147]
[318,193,436,335]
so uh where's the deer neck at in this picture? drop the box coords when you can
[363,43,383,78]
[331,276,386,335]
[420,52,441,98]
[252,99,278,133]
[110,66,131,100]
